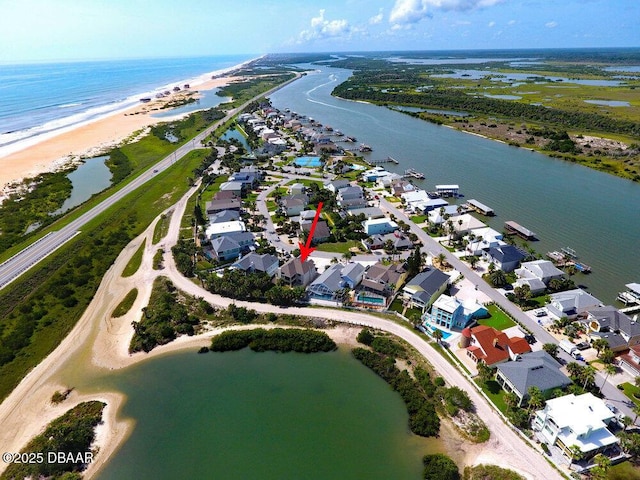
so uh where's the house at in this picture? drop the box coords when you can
[402,268,450,310]
[341,262,365,288]
[280,194,308,217]
[210,232,255,261]
[532,393,619,460]
[338,197,368,210]
[205,220,246,240]
[401,189,431,205]
[361,166,390,182]
[422,294,488,331]
[547,288,602,319]
[308,264,347,300]
[205,198,241,215]
[428,205,461,224]
[360,262,406,294]
[465,325,531,366]
[483,245,526,273]
[514,260,565,294]
[208,209,240,224]
[219,181,244,197]
[337,186,364,202]
[363,231,413,251]
[301,219,331,244]
[232,253,279,277]
[324,179,350,194]
[376,172,403,188]
[363,217,398,236]
[348,207,385,219]
[448,214,486,235]
[495,351,572,406]
[618,344,640,376]
[411,198,450,214]
[289,183,306,195]
[391,180,416,196]
[583,305,640,352]
[277,258,317,287]
[465,227,504,256]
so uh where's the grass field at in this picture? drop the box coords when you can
[315,240,360,254]
[477,304,517,330]
[620,382,640,407]
[122,241,145,277]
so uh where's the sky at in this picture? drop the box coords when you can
[0,0,638,63]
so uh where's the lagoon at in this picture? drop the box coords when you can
[53,155,112,214]
[95,348,443,480]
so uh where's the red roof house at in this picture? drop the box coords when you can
[465,325,531,366]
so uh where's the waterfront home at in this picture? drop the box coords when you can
[547,288,602,319]
[422,294,488,331]
[363,217,398,236]
[231,253,279,277]
[324,179,350,194]
[402,268,450,310]
[582,305,640,352]
[448,214,486,235]
[411,197,449,214]
[376,172,403,188]
[210,232,255,262]
[532,393,620,460]
[361,166,391,182]
[483,245,526,273]
[514,260,565,295]
[205,220,246,240]
[465,227,503,256]
[495,351,572,406]
[280,194,309,217]
[618,344,640,376]
[391,180,416,196]
[205,198,241,215]
[428,205,460,224]
[301,219,331,244]
[401,189,430,205]
[465,325,531,366]
[277,257,318,287]
[208,209,240,225]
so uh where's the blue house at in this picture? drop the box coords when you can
[422,294,488,331]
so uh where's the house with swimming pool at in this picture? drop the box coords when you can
[422,294,488,331]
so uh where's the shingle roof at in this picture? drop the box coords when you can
[587,305,640,337]
[233,253,278,273]
[496,351,571,396]
[489,245,525,263]
[280,257,316,277]
[469,325,531,366]
[209,210,240,224]
[405,268,449,296]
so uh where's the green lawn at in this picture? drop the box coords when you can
[122,241,145,277]
[620,382,640,407]
[478,379,509,414]
[315,240,360,254]
[608,462,640,480]
[410,215,428,224]
[285,178,323,188]
[266,200,278,212]
[477,304,517,330]
[152,212,172,244]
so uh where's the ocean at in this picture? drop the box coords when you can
[0,54,256,157]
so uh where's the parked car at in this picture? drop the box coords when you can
[534,309,547,317]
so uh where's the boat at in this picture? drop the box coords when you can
[404,168,425,179]
[547,247,591,272]
[359,143,372,152]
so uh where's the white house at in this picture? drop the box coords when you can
[532,393,619,460]
[205,220,246,240]
[363,217,398,236]
[514,260,565,294]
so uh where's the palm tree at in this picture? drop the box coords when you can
[436,253,447,268]
[527,386,545,413]
[568,444,584,464]
[469,255,479,270]
[489,270,507,287]
[432,328,443,345]
[581,365,596,391]
[592,338,609,356]
[600,364,617,393]
[566,361,583,380]
[504,392,520,410]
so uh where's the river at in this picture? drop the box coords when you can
[268,64,640,304]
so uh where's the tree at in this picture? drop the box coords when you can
[527,386,545,412]
[406,246,423,278]
[357,328,374,346]
[590,453,611,480]
[592,338,609,356]
[620,431,640,459]
[468,255,479,270]
[580,365,596,391]
[566,361,583,380]
[513,284,532,305]
[422,454,460,480]
[568,444,584,463]
[600,364,617,393]
[600,347,615,365]
[489,270,507,287]
[542,343,559,358]
[476,362,494,385]
[432,328,443,345]
[504,391,520,410]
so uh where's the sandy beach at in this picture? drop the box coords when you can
[0,75,240,195]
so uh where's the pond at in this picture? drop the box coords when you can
[152,89,232,118]
[52,155,112,214]
[584,99,631,107]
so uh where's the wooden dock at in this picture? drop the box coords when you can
[366,157,399,165]
[403,168,425,179]
[466,199,494,216]
[504,220,537,240]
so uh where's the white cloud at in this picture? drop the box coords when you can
[545,21,558,28]
[488,20,495,27]
[298,9,351,42]
[508,19,516,25]
[369,8,384,25]
[389,0,505,26]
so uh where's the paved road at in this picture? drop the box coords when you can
[0,74,301,291]
[378,196,637,422]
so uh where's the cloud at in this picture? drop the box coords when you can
[369,8,384,25]
[488,21,495,27]
[298,9,351,42]
[389,0,505,26]
[508,19,516,25]
[545,21,558,28]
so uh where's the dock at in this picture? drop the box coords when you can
[403,168,425,179]
[546,247,591,272]
[466,199,495,216]
[618,283,640,306]
[435,184,460,198]
[366,157,399,166]
[504,220,537,240]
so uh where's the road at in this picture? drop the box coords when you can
[0,73,301,291]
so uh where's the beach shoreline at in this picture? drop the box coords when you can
[0,58,258,197]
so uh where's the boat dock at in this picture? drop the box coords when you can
[546,247,591,272]
[403,168,425,179]
[618,283,640,306]
[504,221,537,240]
[466,199,495,216]
[367,157,399,166]
[435,184,460,198]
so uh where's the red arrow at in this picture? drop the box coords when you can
[299,202,323,262]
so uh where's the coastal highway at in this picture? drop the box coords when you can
[0,72,301,291]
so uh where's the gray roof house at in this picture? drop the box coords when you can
[341,263,365,289]
[338,197,369,210]
[402,268,450,310]
[281,194,309,217]
[210,232,254,261]
[363,232,413,252]
[206,198,242,215]
[355,262,406,308]
[324,179,350,194]
[277,258,318,287]
[308,264,346,301]
[208,209,240,224]
[483,245,526,273]
[301,219,331,244]
[495,351,572,406]
[231,253,279,277]
[514,260,565,294]
[584,305,640,352]
[337,186,364,202]
[547,288,602,319]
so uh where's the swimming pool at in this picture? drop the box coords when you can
[293,156,322,167]
[425,324,453,340]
